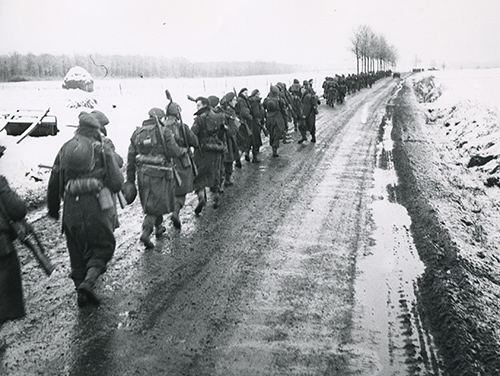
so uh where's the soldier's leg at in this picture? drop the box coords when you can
[252,142,261,163]
[224,161,234,186]
[79,221,116,306]
[310,116,317,143]
[140,214,156,249]
[298,118,308,143]
[271,127,280,157]
[63,224,86,289]
[171,195,185,229]
[194,189,206,216]
[212,155,222,209]
[155,215,166,238]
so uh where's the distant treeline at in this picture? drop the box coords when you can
[0,53,297,82]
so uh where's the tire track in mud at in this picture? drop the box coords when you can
[353,93,444,376]
[391,82,500,376]
[1,79,397,376]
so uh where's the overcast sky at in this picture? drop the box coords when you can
[1,0,499,70]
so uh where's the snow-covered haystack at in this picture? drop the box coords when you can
[413,75,442,103]
[417,73,500,187]
[62,66,94,92]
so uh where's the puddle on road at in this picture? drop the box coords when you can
[353,103,444,376]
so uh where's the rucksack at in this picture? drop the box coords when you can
[61,135,97,174]
[134,124,159,155]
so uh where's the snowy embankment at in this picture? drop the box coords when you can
[412,69,500,187]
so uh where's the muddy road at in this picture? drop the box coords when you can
[1,78,445,375]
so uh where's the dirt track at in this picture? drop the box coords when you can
[1,78,451,375]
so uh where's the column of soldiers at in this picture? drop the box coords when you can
[0,74,385,315]
[322,71,392,108]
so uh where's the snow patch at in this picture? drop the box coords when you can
[412,70,500,187]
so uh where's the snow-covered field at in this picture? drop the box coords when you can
[412,68,500,187]
[0,70,330,204]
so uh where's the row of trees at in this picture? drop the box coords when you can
[0,53,296,82]
[351,25,398,74]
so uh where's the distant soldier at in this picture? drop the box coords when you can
[220,92,241,186]
[47,112,124,306]
[276,82,292,143]
[248,89,267,163]
[289,79,302,131]
[235,88,253,162]
[192,97,225,213]
[263,85,287,157]
[125,108,187,248]
[163,102,199,230]
[0,146,27,326]
[207,95,226,192]
[298,86,320,144]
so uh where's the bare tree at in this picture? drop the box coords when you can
[351,25,398,73]
[350,29,362,75]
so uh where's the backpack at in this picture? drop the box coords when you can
[61,135,97,174]
[134,124,159,155]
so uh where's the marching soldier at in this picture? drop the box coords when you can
[235,88,253,162]
[263,85,287,157]
[276,82,292,143]
[289,79,302,131]
[125,108,187,248]
[248,89,266,163]
[298,86,320,144]
[220,92,240,186]
[47,112,124,306]
[163,102,199,230]
[192,97,225,213]
[0,146,27,326]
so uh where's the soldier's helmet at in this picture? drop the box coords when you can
[208,95,220,108]
[270,85,280,96]
[122,181,137,205]
[91,110,110,136]
[148,108,165,119]
[166,102,182,119]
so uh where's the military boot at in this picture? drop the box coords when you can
[171,207,181,230]
[140,227,155,249]
[77,267,102,306]
[311,134,316,143]
[194,190,206,216]
[224,174,234,187]
[272,148,279,158]
[244,153,251,162]
[235,159,242,169]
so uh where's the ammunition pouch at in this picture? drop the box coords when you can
[179,153,192,169]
